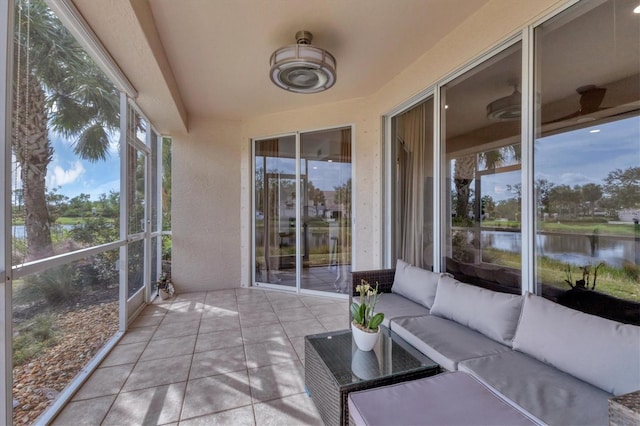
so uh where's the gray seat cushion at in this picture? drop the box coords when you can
[391,259,442,309]
[348,371,538,426]
[430,275,523,346]
[390,315,511,371]
[354,293,430,328]
[459,351,611,426]
[513,292,640,396]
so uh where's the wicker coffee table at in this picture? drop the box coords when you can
[305,326,439,426]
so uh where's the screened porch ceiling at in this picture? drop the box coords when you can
[71,0,639,138]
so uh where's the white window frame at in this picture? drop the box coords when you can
[1,2,13,424]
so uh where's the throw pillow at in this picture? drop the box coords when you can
[391,259,441,309]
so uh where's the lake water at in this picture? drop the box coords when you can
[11,224,74,240]
[482,230,639,267]
[14,225,640,268]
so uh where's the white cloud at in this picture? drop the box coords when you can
[47,161,85,187]
[558,172,595,186]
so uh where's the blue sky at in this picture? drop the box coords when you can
[461,115,639,202]
[258,157,351,192]
[42,115,638,203]
[535,116,639,187]
[45,130,121,201]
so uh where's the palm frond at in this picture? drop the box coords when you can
[74,123,110,162]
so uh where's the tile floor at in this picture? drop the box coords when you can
[52,288,350,425]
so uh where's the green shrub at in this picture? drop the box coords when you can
[13,313,59,366]
[622,261,640,282]
[14,265,79,306]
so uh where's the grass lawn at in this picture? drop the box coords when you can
[485,248,639,302]
[482,220,639,237]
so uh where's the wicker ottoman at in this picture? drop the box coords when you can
[305,327,439,426]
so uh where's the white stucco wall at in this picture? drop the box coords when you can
[239,98,379,287]
[172,117,243,291]
[173,0,567,291]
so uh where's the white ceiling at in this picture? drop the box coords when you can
[72,0,639,134]
[73,0,491,124]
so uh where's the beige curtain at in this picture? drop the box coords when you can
[397,104,426,267]
[338,128,352,276]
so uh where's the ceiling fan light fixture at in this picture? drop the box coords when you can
[487,86,521,121]
[270,31,336,94]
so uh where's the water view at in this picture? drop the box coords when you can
[482,229,639,267]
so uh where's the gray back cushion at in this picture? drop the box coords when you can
[391,259,440,309]
[512,293,640,396]
[430,275,523,346]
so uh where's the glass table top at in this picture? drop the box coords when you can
[305,326,438,387]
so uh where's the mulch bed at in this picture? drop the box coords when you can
[12,301,118,425]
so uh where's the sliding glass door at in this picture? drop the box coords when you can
[254,136,297,288]
[253,127,352,295]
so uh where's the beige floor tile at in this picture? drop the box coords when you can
[239,311,279,328]
[139,334,196,362]
[142,304,171,315]
[204,292,237,306]
[236,301,274,314]
[201,305,240,318]
[274,306,315,322]
[253,393,323,426]
[119,326,157,345]
[289,336,306,361]
[72,364,134,401]
[244,340,298,369]
[181,371,252,419]
[101,342,147,367]
[248,360,305,402]
[190,346,246,378]
[317,314,350,332]
[173,291,207,302]
[178,405,254,426]
[153,319,201,340]
[199,316,241,334]
[271,297,307,312]
[195,329,243,352]
[265,292,299,301]
[235,290,268,302]
[270,298,306,311]
[102,382,186,426]
[167,300,204,313]
[206,289,237,299]
[131,314,164,328]
[55,289,353,425]
[309,302,347,317]
[52,395,116,425]
[281,318,326,338]
[162,311,203,323]
[241,324,288,345]
[122,354,191,392]
[300,295,340,307]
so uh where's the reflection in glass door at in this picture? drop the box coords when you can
[300,128,352,293]
[254,136,298,288]
[253,127,352,294]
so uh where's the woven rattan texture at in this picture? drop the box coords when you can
[610,390,640,426]
[305,328,439,426]
[351,269,395,296]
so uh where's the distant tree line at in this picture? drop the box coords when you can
[535,166,639,220]
[454,166,639,223]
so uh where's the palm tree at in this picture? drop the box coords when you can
[452,144,521,222]
[13,0,119,261]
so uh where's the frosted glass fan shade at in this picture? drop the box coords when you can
[270,43,336,93]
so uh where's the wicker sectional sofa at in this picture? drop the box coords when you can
[349,260,640,425]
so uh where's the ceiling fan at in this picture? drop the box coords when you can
[546,85,608,123]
